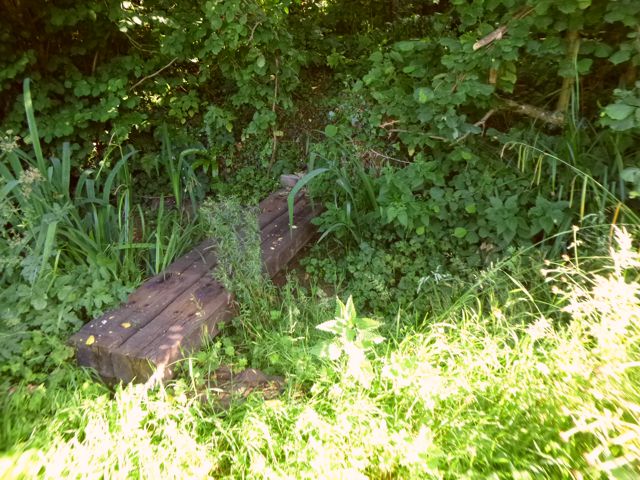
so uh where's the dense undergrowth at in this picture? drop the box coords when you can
[2,230,639,478]
[2,0,640,478]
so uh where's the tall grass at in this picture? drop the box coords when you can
[0,80,206,383]
[510,140,640,229]
[0,79,204,284]
[1,226,638,478]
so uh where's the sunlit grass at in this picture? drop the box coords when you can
[1,228,639,478]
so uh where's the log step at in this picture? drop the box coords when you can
[68,189,320,384]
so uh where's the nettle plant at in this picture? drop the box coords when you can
[312,296,384,389]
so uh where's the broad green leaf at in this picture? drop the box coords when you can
[316,319,340,334]
[357,331,385,347]
[394,41,415,52]
[354,316,381,331]
[621,167,640,183]
[609,50,632,65]
[454,227,468,238]
[558,3,576,13]
[31,297,47,311]
[460,150,473,160]
[324,124,338,138]
[414,87,434,104]
[604,103,634,120]
[311,340,342,360]
[369,51,383,63]
[397,209,409,227]
[576,58,592,74]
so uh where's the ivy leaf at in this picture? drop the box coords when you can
[256,55,266,69]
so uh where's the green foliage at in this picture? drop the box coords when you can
[3,2,640,476]
[199,197,270,306]
[0,81,204,383]
[312,296,384,388]
[600,81,640,132]
[301,135,574,313]
[2,229,639,478]
[0,0,305,157]
[0,270,130,382]
[290,0,640,316]
[307,0,639,166]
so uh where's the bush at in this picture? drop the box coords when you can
[0,0,305,160]
[0,81,203,383]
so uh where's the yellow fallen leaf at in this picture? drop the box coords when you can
[86,335,95,346]
[121,322,131,329]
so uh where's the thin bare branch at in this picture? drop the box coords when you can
[248,21,262,43]
[472,6,534,51]
[367,149,411,164]
[473,26,508,51]
[130,57,179,91]
[501,98,565,126]
[379,119,400,129]
[269,56,280,171]
[455,109,496,143]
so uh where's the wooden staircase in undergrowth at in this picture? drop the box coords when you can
[69,189,320,384]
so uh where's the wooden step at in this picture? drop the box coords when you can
[69,189,320,384]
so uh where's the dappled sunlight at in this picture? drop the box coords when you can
[2,1,640,477]
[1,225,639,478]
[0,382,217,479]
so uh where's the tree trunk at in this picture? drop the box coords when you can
[556,30,581,114]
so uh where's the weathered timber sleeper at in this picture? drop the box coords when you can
[69,189,320,384]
